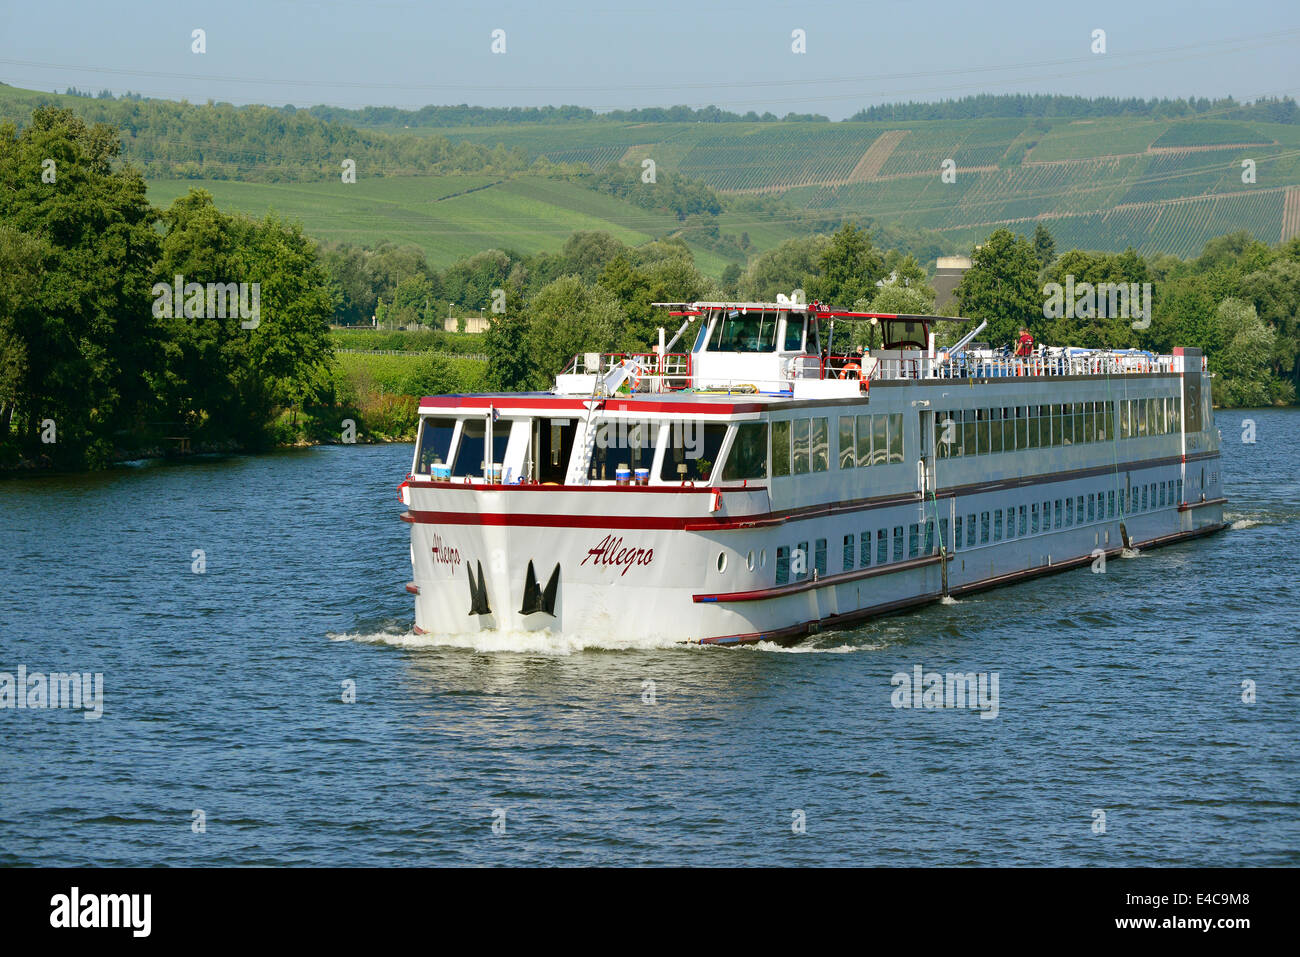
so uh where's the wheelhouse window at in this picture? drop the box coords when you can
[783,315,806,352]
[772,420,791,476]
[590,418,656,481]
[415,417,457,474]
[708,309,779,353]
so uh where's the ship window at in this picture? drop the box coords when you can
[1171,399,1182,434]
[746,550,755,571]
[1137,399,1148,437]
[1141,485,1148,510]
[717,551,727,573]
[873,415,889,465]
[966,514,976,548]
[1031,502,1040,534]
[1119,489,1126,516]
[1084,403,1095,443]
[856,414,873,468]
[955,517,964,550]
[795,542,810,581]
[1065,498,1073,526]
[811,418,830,472]
[591,418,655,480]
[415,417,457,474]
[994,511,1003,542]
[908,524,920,558]
[1050,404,1062,446]
[1027,406,1040,449]
[772,420,791,476]
[860,531,871,567]
[843,534,855,570]
[776,546,790,585]
[888,414,904,463]
[1019,505,1027,536]
[893,526,904,561]
[722,422,769,481]
[1087,494,1095,522]
[709,309,778,353]
[980,512,990,544]
[1108,490,1115,518]
[941,411,962,457]
[452,418,511,478]
[792,419,811,474]
[1054,500,1063,529]
[1077,495,1085,522]
[814,539,827,576]
[1004,507,1014,538]
[692,316,712,353]
[1074,402,1085,443]
[975,409,988,455]
[963,409,977,456]
[924,520,935,554]
[877,529,888,565]
[783,315,806,352]
[939,518,949,552]
[1177,479,1183,503]
[660,422,727,483]
[990,408,1004,454]
[838,416,855,469]
[1016,406,1028,450]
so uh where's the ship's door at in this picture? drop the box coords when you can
[918,409,936,497]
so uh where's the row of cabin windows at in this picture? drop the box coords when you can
[934,401,1116,459]
[835,414,906,469]
[950,479,1183,550]
[781,518,946,584]
[1119,397,1181,439]
[778,476,1185,582]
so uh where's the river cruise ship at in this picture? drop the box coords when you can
[399,299,1226,645]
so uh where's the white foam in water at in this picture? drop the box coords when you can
[329,627,693,655]
[745,639,875,653]
[939,595,962,605]
[1120,547,1142,559]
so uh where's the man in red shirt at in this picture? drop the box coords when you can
[1015,327,1034,357]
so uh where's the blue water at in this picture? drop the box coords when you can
[1,409,1297,866]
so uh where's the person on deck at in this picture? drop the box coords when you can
[1015,327,1034,357]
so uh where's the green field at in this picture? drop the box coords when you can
[148,174,737,274]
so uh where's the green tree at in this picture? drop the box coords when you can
[1032,222,1056,269]
[524,276,624,387]
[954,228,1043,347]
[737,235,829,301]
[809,222,886,306]
[0,107,160,467]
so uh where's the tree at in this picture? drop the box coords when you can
[737,235,829,301]
[809,222,886,306]
[1212,298,1278,406]
[1033,222,1056,268]
[523,276,624,387]
[954,229,1043,347]
[0,107,160,467]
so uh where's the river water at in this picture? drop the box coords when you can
[1,409,1297,866]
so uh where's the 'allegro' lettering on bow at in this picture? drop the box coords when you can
[580,534,654,576]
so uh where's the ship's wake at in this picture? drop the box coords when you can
[328,626,693,655]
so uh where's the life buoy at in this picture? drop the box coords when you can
[839,361,861,380]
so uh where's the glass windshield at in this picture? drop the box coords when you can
[707,310,778,353]
[415,417,456,473]
[452,419,510,477]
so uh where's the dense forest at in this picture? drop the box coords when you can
[848,94,1299,124]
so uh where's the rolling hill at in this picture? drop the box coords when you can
[6,82,1300,268]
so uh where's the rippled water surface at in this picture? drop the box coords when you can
[2,409,1297,865]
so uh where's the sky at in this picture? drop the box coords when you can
[1,0,1298,119]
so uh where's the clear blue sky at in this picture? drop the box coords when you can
[1,0,1297,119]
